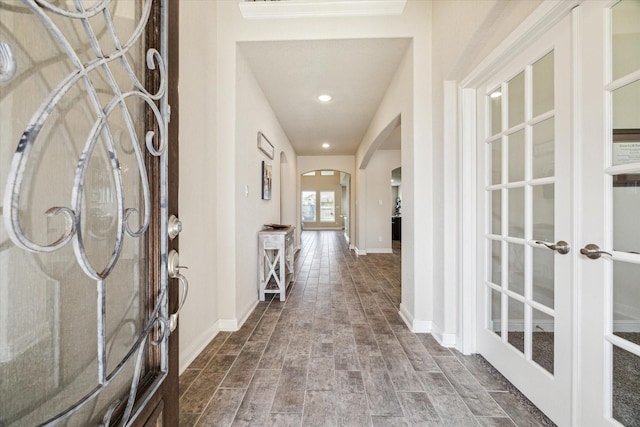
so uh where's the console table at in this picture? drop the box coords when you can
[258,226,295,301]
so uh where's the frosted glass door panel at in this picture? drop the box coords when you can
[532,184,554,242]
[612,1,640,81]
[508,72,525,128]
[532,247,555,309]
[533,118,555,179]
[532,309,554,374]
[491,190,502,235]
[507,298,525,354]
[508,187,525,238]
[508,130,525,182]
[532,52,555,117]
[490,87,503,136]
[492,139,502,185]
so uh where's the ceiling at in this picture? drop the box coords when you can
[239,38,410,156]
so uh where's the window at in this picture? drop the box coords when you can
[320,191,335,222]
[320,170,334,176]
[302,171,316,176]
[301,191,316,221]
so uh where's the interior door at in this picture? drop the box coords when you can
[578,1,640,425]
[475,12,573,426]
[0,1,179,425]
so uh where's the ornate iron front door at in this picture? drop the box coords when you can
[0,1,173,425]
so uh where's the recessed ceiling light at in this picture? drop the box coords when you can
[318,94,332,102]
[322,143,330,149]
[490,91,502,98]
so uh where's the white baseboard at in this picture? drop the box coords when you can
[366,248,393,254]
[179,321,221,375]
[614,302,640,325]
[490,320,555,333]
[399,303,413,329]
[488,320,640,334]
[302,227,342,231]
[431,322,457,347]
[613,320,640,333]
[355,247,367,256]
[219,299,260,332]
[399,304,432,333]
[413,320,432,333]
[219,318,239,331]
[238,298,259,328]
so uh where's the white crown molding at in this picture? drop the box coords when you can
[461,0,582,88]
[239,0,407,20]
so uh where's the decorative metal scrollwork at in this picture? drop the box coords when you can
[1,0,169,425]
[0,41,17,83]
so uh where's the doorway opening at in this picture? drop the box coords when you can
[300,170,351,241]
[391,166,402,254]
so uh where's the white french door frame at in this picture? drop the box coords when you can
[458,1,582,425]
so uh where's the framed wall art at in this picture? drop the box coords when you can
[262,161,272,200]
[257,131,274,159]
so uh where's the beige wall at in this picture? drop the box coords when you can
[178,1,219,369]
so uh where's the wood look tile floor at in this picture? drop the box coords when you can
[179,231,555,427]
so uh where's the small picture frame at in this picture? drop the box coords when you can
[262,161,272,200]
[257,131,274,159]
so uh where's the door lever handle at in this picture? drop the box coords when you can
[535,240,570,255]
[168,250,189,333]
[580,244,612,260]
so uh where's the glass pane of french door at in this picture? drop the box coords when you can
[0,1,168,425]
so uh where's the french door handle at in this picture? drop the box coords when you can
[535,240,570,255]
[580,243,612,260]
[168,250,189,333]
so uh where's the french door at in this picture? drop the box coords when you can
[475,11,573,426]
[0,1,179,425]
[577,1,640,425]
[475,1,640,425]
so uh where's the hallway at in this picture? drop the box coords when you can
[178,231,554,426]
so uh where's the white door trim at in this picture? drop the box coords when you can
[460,86,478,355]
[569,6,582,425]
